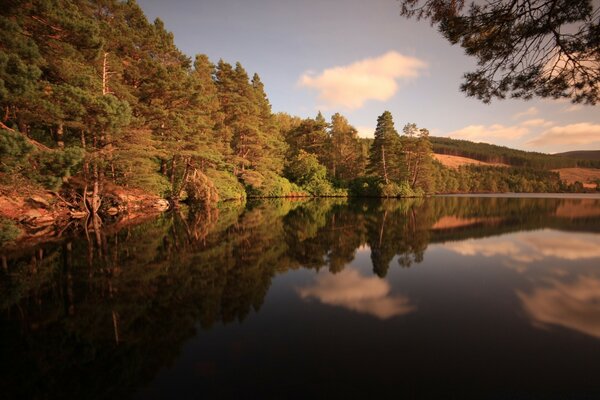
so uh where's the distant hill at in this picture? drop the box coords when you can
[431,137,600,169]
[554,150,600,161]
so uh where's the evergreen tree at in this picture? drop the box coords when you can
[285,111,329,165]
[368,111,403,184]
[402,123,434,191]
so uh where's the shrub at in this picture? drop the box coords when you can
[348,176,381,197]
[0,216,20,245]
[28,147,84,190]
[0,129,33,172]
[378,182,402,197]
[206,169,246,201]
[398,181,416,197]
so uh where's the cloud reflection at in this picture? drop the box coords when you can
[298,269,415,319]
[518,277,600,339]
[443,231,600,264]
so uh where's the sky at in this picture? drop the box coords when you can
[137,0,600,154]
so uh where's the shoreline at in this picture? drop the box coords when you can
[2,190,599,248]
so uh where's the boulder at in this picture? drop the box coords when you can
[28,195,50,209]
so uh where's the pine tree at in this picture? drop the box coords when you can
[328,113,363,181]
[402,123,433,191]
[368,111,403,183]
[251,73,286,174]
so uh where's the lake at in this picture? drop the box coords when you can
[2,194,600,398]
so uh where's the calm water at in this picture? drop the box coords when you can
[2,195,600,398]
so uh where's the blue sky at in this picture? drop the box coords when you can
[137,0,600,153]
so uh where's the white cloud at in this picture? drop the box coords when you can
[298,268,415,320]
[521,118,553,128]
[527,122,600,147]
[447,124,529,141]
[513,106,539,119]
[298,51,427,110]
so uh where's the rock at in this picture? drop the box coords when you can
[70,211,88,219]
[154,199,170,211]
[107,207,119,215]
[21,209,43,220]
[34,215,55,226]
[28,195,50,209]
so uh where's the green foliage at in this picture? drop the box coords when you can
[1,0,586,203]
[0,129,33,172]
[348,176,382,197]
[285,150,326,186]
[245,171,304,197]
[377,182,401,197]
[400,0,600,104]
[0,216,20,245]
[28,147,84,190]
[368,111,403,183]
[206,169,246,201]
[431,162,564,193]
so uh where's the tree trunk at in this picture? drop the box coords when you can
[381,145,389,184]
[92,162,101,214]
[175,157,191,201]
[170,155,177,196]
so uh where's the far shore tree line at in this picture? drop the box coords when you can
[1,0,597,216]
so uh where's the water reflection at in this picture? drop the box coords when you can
[518,276,600,339]
[298,268,415,319]
[443,231,600,264]
[1,195,600,397]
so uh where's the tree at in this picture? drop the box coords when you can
[368,111,403,183]
[399,0,600,104]
[402,123,434,191]
[327,113,363,181]
[251,73,286,174]
[284,112,329,164]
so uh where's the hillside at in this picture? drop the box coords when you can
[555,150,600,161]
[552,168,600,189]
[434,149,600,189]
[431,137,600,169]
[433,154,508,169]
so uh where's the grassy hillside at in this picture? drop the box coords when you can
[431,137,600,169]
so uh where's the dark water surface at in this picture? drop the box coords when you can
[2,195,600,398]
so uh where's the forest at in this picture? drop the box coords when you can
[0,0,598,229]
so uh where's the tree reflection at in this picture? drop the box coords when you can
[1,196,600,398]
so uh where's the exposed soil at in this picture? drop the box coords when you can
[552,168,600,189]
[433,154,508,169]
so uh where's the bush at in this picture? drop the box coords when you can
[28,147,85,190]
[398,181,416,197]
[0,216,20,245]
[0,129,33,173]
[348,176,382,197]
[206,169,246,201]
[243,170,306,197]
[185,170,219,204]
[114,154,170,196]
[378,182,402,197]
